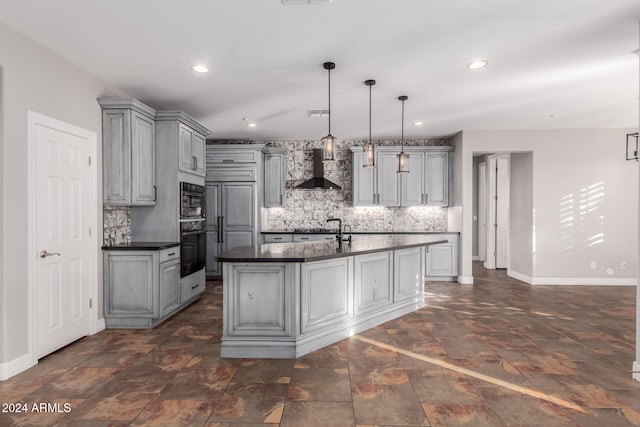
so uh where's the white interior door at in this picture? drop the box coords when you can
[31,112,96,358]
[478,162,487,262]
[495,156,510,268]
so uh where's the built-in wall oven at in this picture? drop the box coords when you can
[180,182,206,277]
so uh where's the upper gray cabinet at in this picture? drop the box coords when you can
[155,111,209,178]
[264,148,286,207]
[98,98,157,206]
[351,146,453,207]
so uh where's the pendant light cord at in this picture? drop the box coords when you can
[328,67,331,135]
[401,98,405,150]
[369,83,372,143]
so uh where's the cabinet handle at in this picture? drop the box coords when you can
[300,237,309,240]
[222,159,234,163]
[220,216,224,243]
[274,237,283,240]
[279,194,283,205]
[192,156,197,170]
[217,216,222,243]
[425,193,428,204]
[154,185,157,201]
[168,252,176,256]
[191,283,200,290]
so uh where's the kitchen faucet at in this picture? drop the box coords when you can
[326,218,342,241]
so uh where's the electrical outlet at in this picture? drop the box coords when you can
[590,261,597,270]
[621,261,627,270]
[607,268,614,275]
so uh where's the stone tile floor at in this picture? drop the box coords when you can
[1,263,639,426]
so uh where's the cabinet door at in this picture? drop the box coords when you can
[206,232,222,276]
[160,259,180,316]
[425,152,448,205]
[227,264,289,336]
[131,111,156,205]
[352,151,376,206]
[376,152,400,206]
[223,183,254,230]
[394,247,424,302]
[426,242,456,277]
[354,251,392,316]
[102,109,131,205]
[105,252,157,317]
[178,123,195,173]
[193,132,206,177]
[264,153,285,207]
[400,152,424,206]
[301,258,351,333]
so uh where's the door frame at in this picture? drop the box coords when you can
[485,153,510,270]
[26,111,99,365]
[477,161,487,262]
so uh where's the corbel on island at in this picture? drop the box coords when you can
[216,235,447,358]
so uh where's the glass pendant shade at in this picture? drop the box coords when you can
[397,95,410,174]
[363,142,376,168]
[321,134,336,161]
[362,79,376,168]
[397,151,410,173]
[321,62,336,162]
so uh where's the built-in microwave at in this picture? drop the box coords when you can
[180,182,205,219]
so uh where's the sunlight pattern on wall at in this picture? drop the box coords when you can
[559,182,605,256]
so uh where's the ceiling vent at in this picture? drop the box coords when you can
[307,109,330,117]
[282,0,331,4]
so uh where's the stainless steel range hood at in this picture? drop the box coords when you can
[295,149,342,190]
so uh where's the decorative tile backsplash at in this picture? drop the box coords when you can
[103,205,131,245]
[212,138,450,232]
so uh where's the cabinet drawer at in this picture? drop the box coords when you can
[159,246,180,263]
[207,150,259,164]
[293,234,336,242]
[181,269,205,302]
[264,234,293,243]
[206,166,257,182]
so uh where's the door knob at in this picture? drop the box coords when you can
[39,250,61,258]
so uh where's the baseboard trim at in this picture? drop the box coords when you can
[0,353,37,381]
[507,270,636,286]
[633,361,640,381]
[457,275,474,285]
[95,318,106,334]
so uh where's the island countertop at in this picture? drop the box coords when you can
[216,235,447,263]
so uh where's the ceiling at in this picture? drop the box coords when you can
[1,0,639,141]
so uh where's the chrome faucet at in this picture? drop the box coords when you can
[342,224,352,244]
[326,218,342,241]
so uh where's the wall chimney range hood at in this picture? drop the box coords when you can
[295,149,342,190]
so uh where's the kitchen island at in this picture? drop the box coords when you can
[216,235,446,358]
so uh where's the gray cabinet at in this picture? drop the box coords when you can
[293,234,336,242]
[155,111,209,179]
[264,148,286,207]
[98,98,156,206]
[351,150,399,206]
[263,234,293,243]
[425,234,459,280]
[351,146,453,207]
[393,246,424,302]
[103,246,181,328]
[354,251,392,316]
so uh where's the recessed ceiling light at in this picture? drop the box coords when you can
[191,65,209,73]
[246,122,257,128]
[467,59,488,70]
[549,113,558,118]
[412,121,424,127]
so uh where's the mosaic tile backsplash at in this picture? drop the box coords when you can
[103,205,131,245]
[213,138,450,232]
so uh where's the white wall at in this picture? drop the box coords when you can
[509,152,533,278]
[457,129,638,285]
[0,23,123,370]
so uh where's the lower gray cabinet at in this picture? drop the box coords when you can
[354,251,392,316]
[301,258,352,333]
[394,246,424,302]
[104,246,190,328]
[425,234,459,280]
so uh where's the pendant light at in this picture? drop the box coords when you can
[397,95,410,174]
[321,61,336,161]
[363,79,376,168]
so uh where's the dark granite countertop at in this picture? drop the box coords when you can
[216,235,447,263]
[102,242,180,251]
[261,230,459,235]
